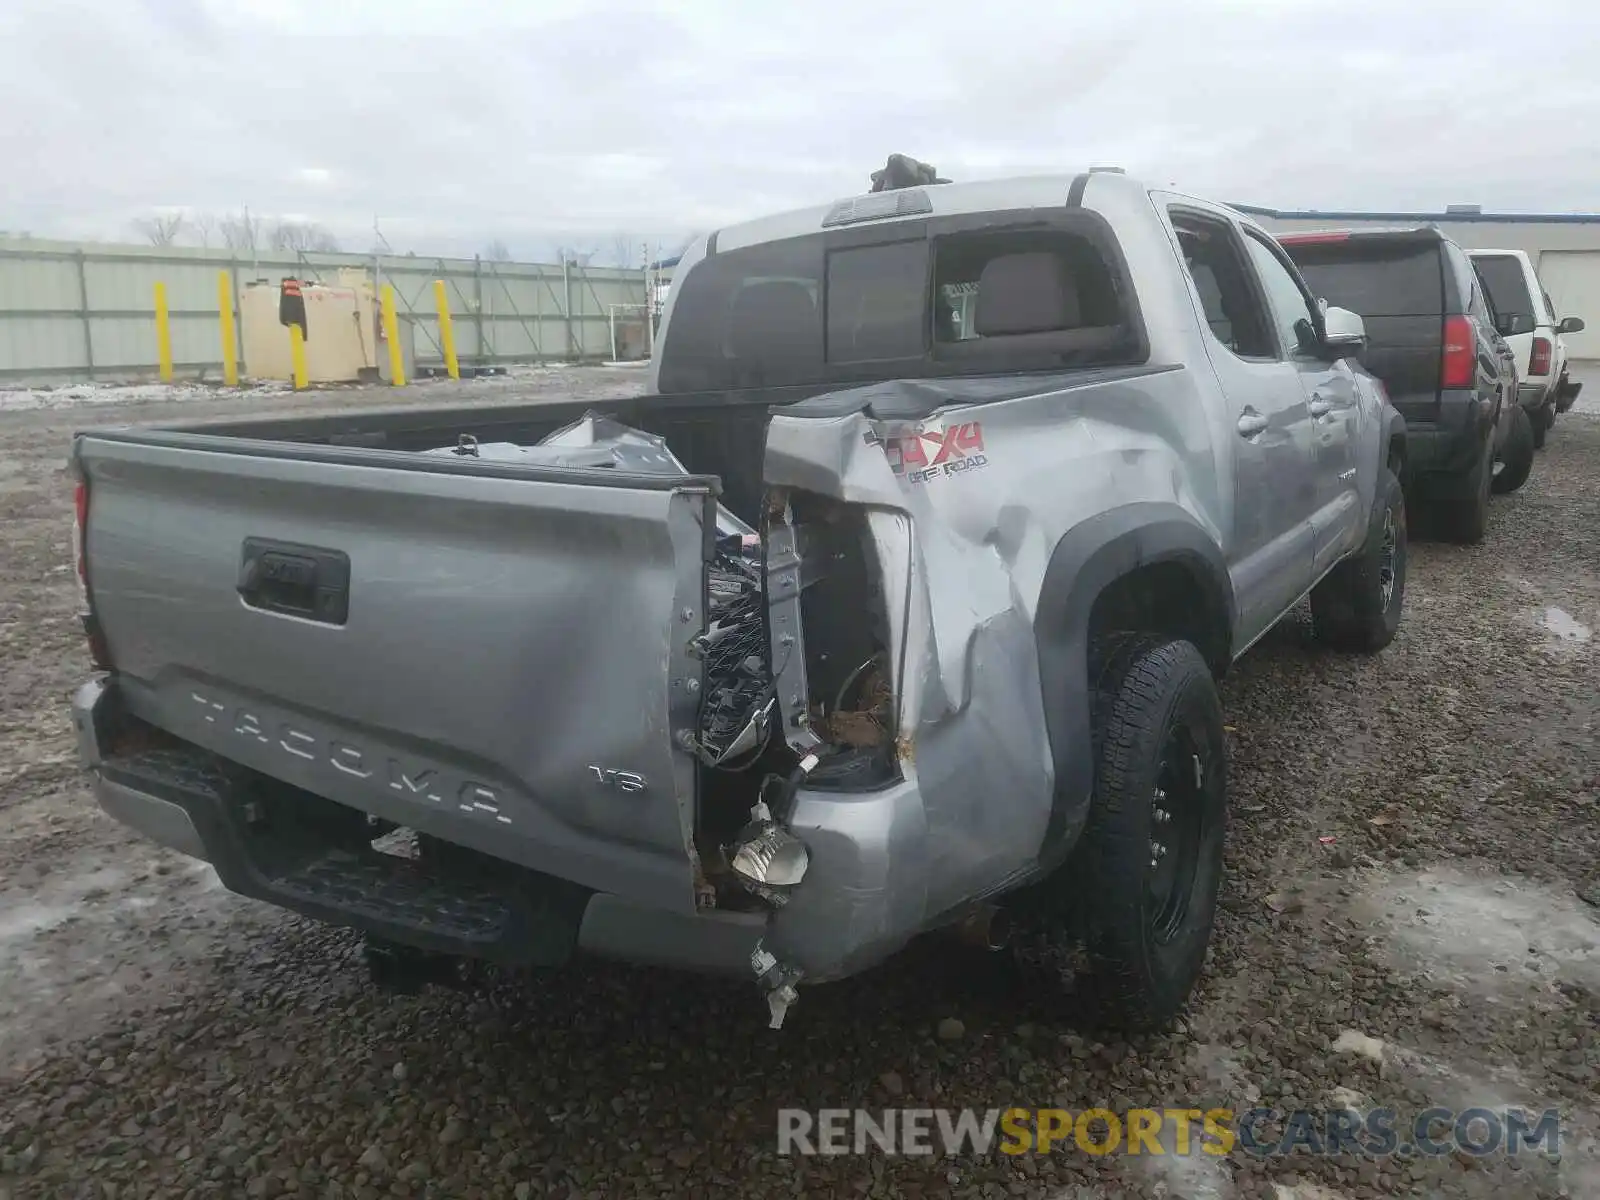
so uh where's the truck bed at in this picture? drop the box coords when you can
[71,388,829,919]
[142,388,820,526]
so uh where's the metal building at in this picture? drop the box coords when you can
[1236,203,1600,362]
[0,237,648,384]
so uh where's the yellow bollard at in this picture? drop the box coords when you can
[217,271,239,387]
[433,280,460,380]
[289,323,309,390]
[153,282,173,383]
[381,284,406,387]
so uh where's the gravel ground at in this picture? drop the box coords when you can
[1,367,1597,1200]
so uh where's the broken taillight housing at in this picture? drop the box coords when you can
[729,811,810,888]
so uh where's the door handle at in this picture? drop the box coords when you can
[1308,394,1333,418]
[1237,410,1269,438]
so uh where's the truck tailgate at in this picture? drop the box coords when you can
[75,430,712,914]
[1352,313,1444,424]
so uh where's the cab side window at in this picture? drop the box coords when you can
[1447,244,1483,322]
[1170,210,1274,360]
[1467,271,1497,330]
[1243,232,1321,357]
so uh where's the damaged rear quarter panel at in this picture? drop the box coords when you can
[762,368,1226,958]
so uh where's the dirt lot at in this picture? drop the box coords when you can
[1,368,1597,1200]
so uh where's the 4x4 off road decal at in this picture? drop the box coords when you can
[873,421,989,484]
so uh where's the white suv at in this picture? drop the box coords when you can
[1470,249,1586,446]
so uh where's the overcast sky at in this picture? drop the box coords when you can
[3,0,1598,260]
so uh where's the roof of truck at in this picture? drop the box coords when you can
[1233,202,1600,226]
[1277,226,1442,244]
[710,170,1147,253]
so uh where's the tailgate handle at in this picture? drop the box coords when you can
[238,538,351,626]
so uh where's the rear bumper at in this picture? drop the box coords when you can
[1517,381,1556,412]
[72,676,927,983]
[1397,389,1489,482]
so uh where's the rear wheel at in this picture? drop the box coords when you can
[1011,636,1226,1032]
[1312,467,1406,652]
[1492,406,1535,495]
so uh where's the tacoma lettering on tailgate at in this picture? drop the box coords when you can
[189,690,513,826]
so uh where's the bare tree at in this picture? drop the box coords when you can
[483,239,512,262]
[189,211,217,248]
[219,210,262,253]
[134,212,187,247]
[555,244,598,268]
[270,220,341,253]
[609,233,638,269]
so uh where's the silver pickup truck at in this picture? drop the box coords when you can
[69,166,1408,1032]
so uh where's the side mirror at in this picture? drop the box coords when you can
[1321,305,1367,358]
[1559,316,1586,335]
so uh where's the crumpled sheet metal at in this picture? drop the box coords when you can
[764,394,1056,933]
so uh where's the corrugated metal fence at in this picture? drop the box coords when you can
[0,237,649,383]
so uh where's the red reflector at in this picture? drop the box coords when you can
[1441,315,1476,389]
[72,478,110,669]
[1278,232,1351,245]
[73,480,88,581]
[1530,336,1552,376]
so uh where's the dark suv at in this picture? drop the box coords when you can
[1279,227,1534,543]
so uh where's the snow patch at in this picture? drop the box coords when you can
[1130,1132,1235,1198]
[1350,864,1600,1005]
[0,899,84,944]
[1326,1086,1371,1111]
[187,860,225,892]
[0,380,286,412]
[1132,1145,1228,1200]
[1361,1041,1599,1197]
[1330,1030,1386,1063]
[0,866,131,945]
[1272,1185,1351,1200]
[1537,606,1592,646]
[0,852,245,1073]
[1185,1041,1258,1105]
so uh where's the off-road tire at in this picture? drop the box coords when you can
[1011,636,1227,1032]
[1492,406,1535,495]
[1311,468,1406,653]
[1435,431,1492,545]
